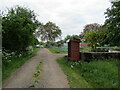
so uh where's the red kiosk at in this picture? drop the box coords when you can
[68,40,81,61]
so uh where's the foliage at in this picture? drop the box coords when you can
[37,21,62,42]
[56,40,65,45]
[48,42,57,46]
[2,6,40,52]
[32,35,39,46]
[2,46,34,66]
[48,47,67,54]
[0,14,1,26]
[29,61,43,88]
[54,40,66,47]
[0,12,2,51]
[57,57,118,88]
[44,42,57,48]
[25,46,34,55]
[84,30,105,48]
[83,23,102,34]
[64,35,81,42]
[2,49,16,65]
[104,1,120,46]
[57,57,93,88]
[0,13,1,27]
[39,42,44,45]
[2,47,40,80]
[64,35,71,42]
[79,33,84,41]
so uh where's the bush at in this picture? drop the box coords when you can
[2,47,40,80]
[2,6,39,52]
[25,46,34,55]
[2,49,16,65]
[2,46,33,65]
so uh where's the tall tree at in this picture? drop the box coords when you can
[0,12,2,50]
[104,1,120,46]
[83,23,102,33]
[2,6,40,51]
[37,21,62,42]
[84,30,105,48]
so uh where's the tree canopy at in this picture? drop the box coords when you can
[64,35,81,42]
[0,13,2,49]
[84,30,105,48]
[104,1,120,46]
[2,6,40,51]
[83,23,102,34]
[37,21,62,42]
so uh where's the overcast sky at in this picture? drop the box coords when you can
[0,0,111,39]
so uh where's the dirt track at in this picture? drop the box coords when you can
[3,48,69,88]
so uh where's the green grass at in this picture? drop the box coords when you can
[29,61,43,88]
[57,57,93,88]
[80,46,120,52]
[48,47,67,54]
[2,48,40,81]
[80,47,91,52]
[57,57,119,88]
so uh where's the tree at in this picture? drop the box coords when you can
[64,35,81,42]
[79,32,84,42]
[0,12,2,50]
[104,1,120,46]
[37,21,62,42]
[2,6,40,52]
[84,30,105,48]
[83,23,102,33]
[57,40,65,47]
[64,35,71,42]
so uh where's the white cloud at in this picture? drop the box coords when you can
[0,0,111,39]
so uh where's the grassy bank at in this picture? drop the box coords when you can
[57,57,119,88]
[48,47,67,54]
[3,48,40,81]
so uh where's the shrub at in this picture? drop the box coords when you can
[2,46,33,66]
[2,49,16,65]
[25,46,34,55]
[2,6,39,52]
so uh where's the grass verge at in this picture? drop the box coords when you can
[3,48,40,81]
[57,57,119,88]
[48,47,67,54]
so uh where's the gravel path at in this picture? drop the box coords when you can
[3,48,69,88]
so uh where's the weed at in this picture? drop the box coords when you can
[2,48,40,81]
[29,61,43,88]
[57,57,118,88]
